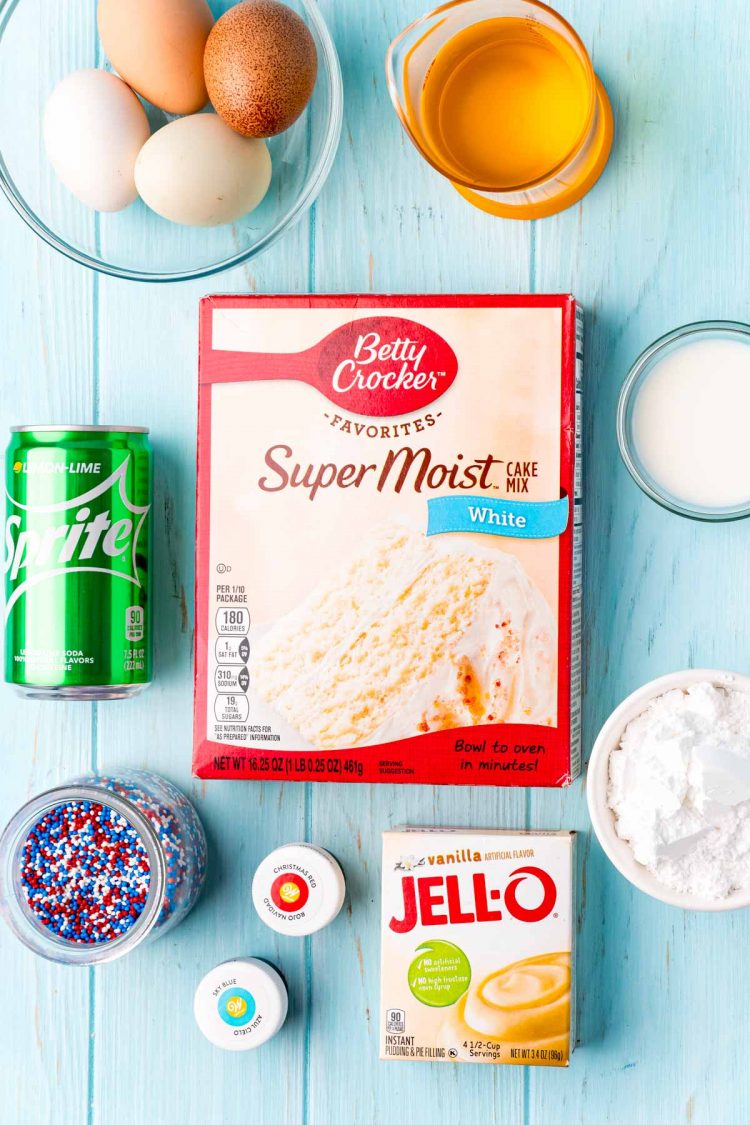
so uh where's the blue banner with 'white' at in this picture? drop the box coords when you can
[426,494,570,540]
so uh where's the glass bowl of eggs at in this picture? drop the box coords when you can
[0,0,342,282]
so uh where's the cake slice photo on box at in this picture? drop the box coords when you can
[193,295,582,787]
[250,522,557,748]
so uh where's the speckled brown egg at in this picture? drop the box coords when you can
[204,0,318,138]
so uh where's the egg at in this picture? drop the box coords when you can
[98,0,214,116]
[204,0,318,138]
[44,70,151,213]
[134,113,272,227]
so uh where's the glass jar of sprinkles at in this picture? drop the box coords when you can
[0,770,207,965]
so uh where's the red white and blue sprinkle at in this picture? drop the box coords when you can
[20,801,151,945]
[97,774,207,929]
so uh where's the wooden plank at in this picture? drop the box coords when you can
[307,2,532,1122]
[0,3,96,1123]
[529,2,750,1123]
[89,210,311,1122]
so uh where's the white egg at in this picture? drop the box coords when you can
[134,113,272,227]
[44,70,151,213]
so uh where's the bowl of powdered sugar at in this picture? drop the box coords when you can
[587,670,750,909]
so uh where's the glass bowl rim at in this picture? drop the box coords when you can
[0,0,343,283]
[617,318,750,523]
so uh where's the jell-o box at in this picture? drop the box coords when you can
[380,827,576,1067]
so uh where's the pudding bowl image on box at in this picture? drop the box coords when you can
[193,295,583,788]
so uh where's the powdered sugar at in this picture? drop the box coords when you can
[607,681,750,899]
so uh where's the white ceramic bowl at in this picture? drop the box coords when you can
[587,668,750,911]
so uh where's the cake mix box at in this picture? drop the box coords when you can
[193,295,582,785]
[380,827,576,1067]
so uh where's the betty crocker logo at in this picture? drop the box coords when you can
[317,316,458,415]
[205,315,459,417]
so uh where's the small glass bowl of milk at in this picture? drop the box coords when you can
[618,321,750,520]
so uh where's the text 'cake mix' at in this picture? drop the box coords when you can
[193,295,582,786]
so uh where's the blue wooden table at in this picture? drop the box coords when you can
[3,1,750,1122]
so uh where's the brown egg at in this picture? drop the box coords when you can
[98,0,215,116]
[204,0,318,138]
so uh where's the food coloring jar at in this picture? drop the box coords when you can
[194,958,288,1050]
[252,843,346,936]
[618,321,750,521]
[387,0,613,219]
[0,769,207,964]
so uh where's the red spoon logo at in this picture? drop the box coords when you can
[203,316,459,417]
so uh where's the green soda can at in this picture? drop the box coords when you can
[4,426,152,700]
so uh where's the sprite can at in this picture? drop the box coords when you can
[4,426,152,700]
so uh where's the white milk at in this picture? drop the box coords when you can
[632,338,750,508]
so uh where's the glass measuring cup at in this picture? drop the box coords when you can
[386,0,613,219]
